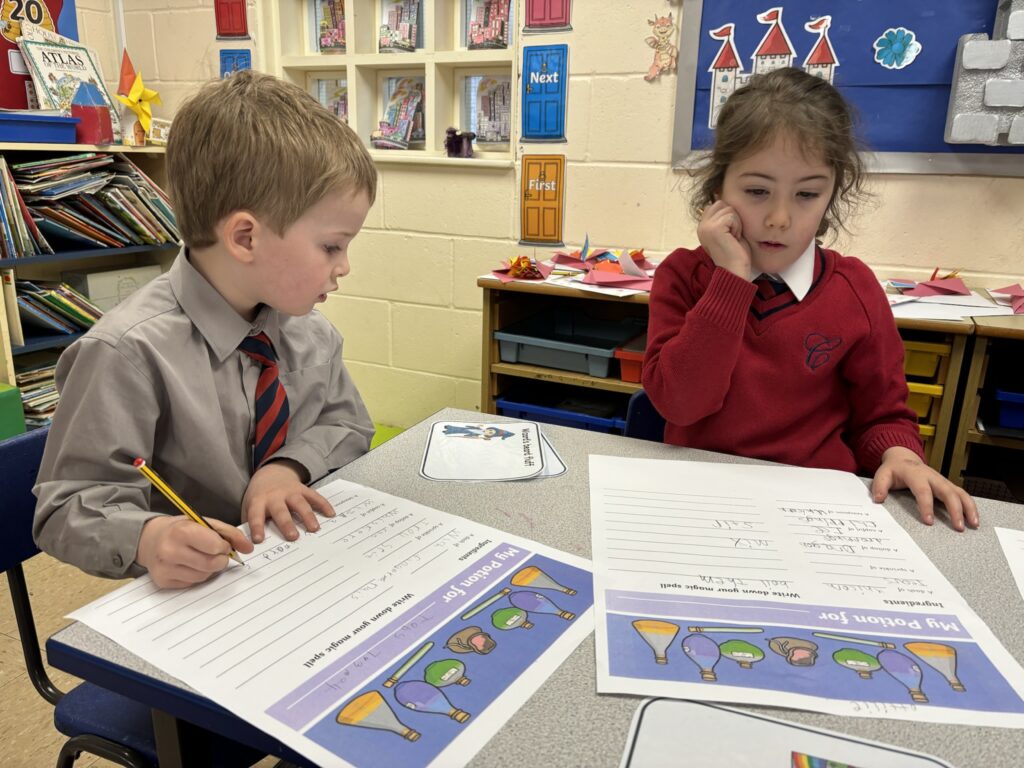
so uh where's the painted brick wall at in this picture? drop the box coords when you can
[79,1,1024,428]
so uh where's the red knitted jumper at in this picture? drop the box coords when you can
[642,246,924,476]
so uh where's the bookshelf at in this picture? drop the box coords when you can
[260,1,517,166]
[0,144,176,427]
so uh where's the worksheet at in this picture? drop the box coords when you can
[589,455,1024,727]
[994,527,1024,605]
[70,479,594,768]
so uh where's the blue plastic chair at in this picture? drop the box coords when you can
[0,428,266,768]
[624,390,666,443]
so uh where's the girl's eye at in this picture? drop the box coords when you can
[745,188,768,197]
[798,191,821,200]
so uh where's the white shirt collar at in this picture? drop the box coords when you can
[749,240,817,302]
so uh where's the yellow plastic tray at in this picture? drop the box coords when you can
[906,382,943,420]
[902,340,950,379]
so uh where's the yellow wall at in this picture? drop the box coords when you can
[82,1,1024,428]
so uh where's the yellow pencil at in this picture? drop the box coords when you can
[133,458,244,566]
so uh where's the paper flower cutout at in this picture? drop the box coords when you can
[116,73,161,133]
[506,255,543,279]
[873,27,922,70]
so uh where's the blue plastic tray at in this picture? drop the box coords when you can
[0,112,80,143]
[994,389,1024,429]
[496,396,627,434]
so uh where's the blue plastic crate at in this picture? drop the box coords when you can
[994,389,1024,429]
[496,396,627,434]
[0,113,80,143]
[494,314,646,378]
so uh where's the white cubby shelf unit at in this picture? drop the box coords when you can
[262,1,518,167]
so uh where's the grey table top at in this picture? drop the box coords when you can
[53,408,1024,767]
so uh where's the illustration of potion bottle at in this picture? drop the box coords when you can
[446,626,497,655]
[632,620,679,664]
[492,606,533,630]
[905,642,966,692]
[510,566,577,594]
[394,680,471,723]
[509,590,575,620]
[425,659,470,688]
[336,691,420,740]
[682,633,721,681]
[832,648,882,679]
[878,649,928,703]
[719,639,765,669]
[768,636,819,667]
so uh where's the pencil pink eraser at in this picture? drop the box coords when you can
[133,458,145,468]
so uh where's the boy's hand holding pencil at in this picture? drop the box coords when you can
[134,458,254,589]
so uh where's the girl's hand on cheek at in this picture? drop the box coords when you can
[697,200,752,279]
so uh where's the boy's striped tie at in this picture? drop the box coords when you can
[238,332,290,469]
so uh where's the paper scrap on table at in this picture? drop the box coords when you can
[68,479,594,768]
[589,455,1024,727]
[989,284,1024,314]
[903,278,970,297]
[994,528,1024,606]
[621,699,953,768]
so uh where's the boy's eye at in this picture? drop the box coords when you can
[324,245,342,255]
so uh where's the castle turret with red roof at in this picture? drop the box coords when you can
[751,7,795,74]
[803,16,838,82]
[707,23,744,127]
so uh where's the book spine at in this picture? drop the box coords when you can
[1,268,24,347]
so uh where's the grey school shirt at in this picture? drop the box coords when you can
[33,251,374,579]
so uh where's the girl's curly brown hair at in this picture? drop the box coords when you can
[689,67,867,241]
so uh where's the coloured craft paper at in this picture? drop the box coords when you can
[589,455,1024,727]
[69,479,594,768]
[903,278,970,297]
[990,284,1024,314]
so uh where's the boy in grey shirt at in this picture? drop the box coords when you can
[34,71,376,589]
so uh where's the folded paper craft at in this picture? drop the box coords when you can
[991,284,1024,314]
[491,255,553,283]
[903,278,970,297]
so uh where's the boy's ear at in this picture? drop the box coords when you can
[219,211,259,264]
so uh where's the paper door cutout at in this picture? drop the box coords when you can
[522,44,568,141]
[520,154,565,246]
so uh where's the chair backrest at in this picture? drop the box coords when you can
[624,390,666,443]
[0,427,48,573]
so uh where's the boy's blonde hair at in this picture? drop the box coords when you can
[689,67,865,241]
[166,70,377,248]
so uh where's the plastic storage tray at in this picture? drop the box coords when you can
[906,381,943,421]
[494,314,646,378]
[902,340,950,379]
[496,396,627,434]
[995,389,1024,429]
[614,332,647,383]
[0,113,80,143]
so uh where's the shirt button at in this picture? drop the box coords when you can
[113,554,123,568]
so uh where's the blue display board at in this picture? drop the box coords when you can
[686,0,1022,157]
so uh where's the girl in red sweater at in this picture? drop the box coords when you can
[643,67,977,532]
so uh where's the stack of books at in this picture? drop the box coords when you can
[0,151,180,256]
[12,279,103,339]
[14,351,60,429]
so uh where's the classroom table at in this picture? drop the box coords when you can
[47,408,1024,767]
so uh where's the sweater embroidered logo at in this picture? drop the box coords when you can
[804,332,843,370]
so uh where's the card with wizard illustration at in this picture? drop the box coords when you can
[420,421,565,482]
